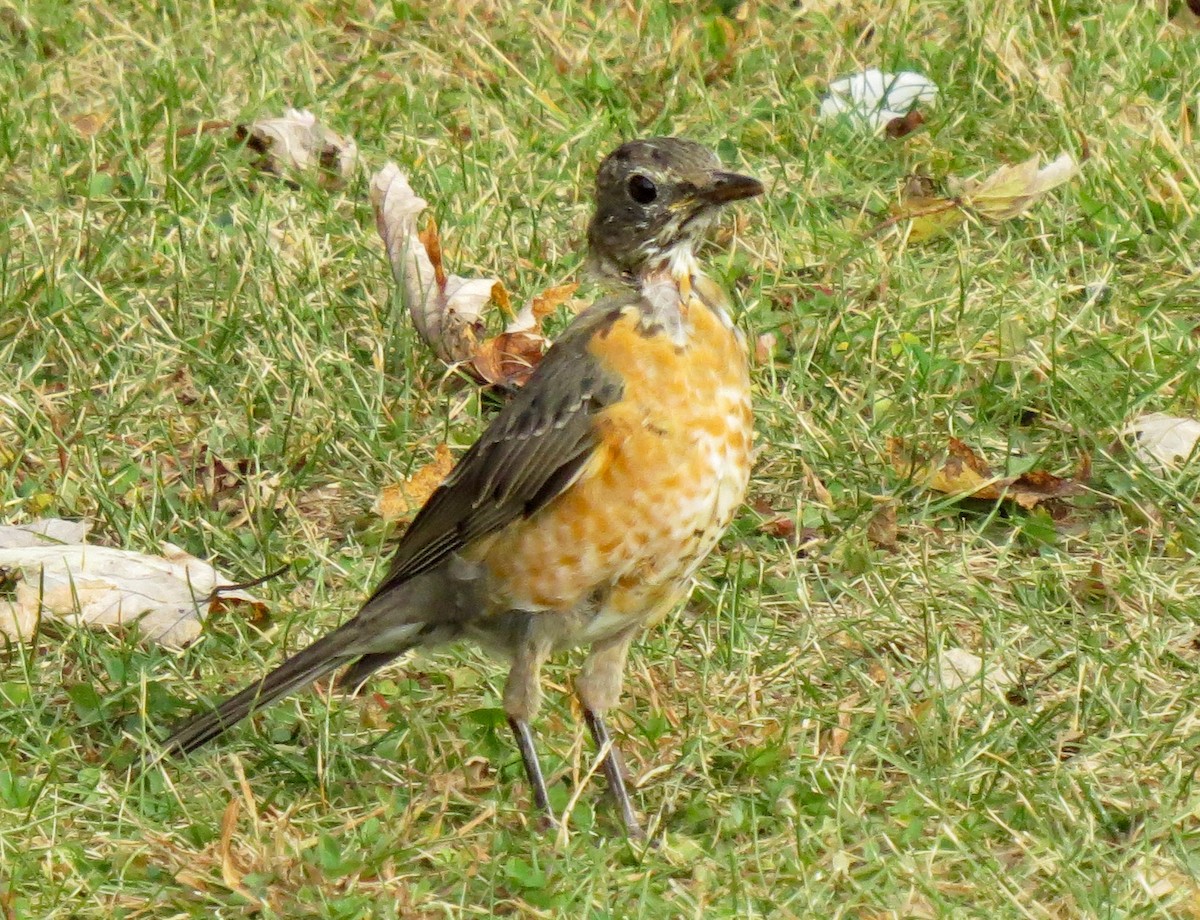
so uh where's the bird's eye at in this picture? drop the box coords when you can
[628,174,658,204]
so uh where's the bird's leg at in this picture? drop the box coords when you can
[583,708,643,839]
[504,632,556,828]
[577,629,645,839]
[508,717,556,827]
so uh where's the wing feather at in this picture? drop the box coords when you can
[364,301,628,603]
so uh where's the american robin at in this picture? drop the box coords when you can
[149,137,763,838]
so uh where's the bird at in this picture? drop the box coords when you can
[147,137,763,838]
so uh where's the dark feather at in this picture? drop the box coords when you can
[151,620,366,758]
[151,300,627,760]
[365,301,626,601]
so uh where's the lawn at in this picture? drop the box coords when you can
[2,0,1200,916]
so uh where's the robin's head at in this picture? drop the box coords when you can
[586,137,763,283]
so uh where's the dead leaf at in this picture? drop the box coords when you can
[71,111,108,138]
[889,193,967,242]
[759,514,797,540]
[914,648,1014,698]
[374,445,455,522]
[866,502,898,550]
[219,799,243,892]
[0,518,91,549]
[819,69,938,134]
[1123,412,1200,470]
[884,109,925,138]
[801,459,833,507]
[370,163,497,365]
[1171,0,1200,30]
[471,330,546,388]
[882,153,1080,242]
[491,279,513,317]
[753,332,777,364]
[889,437,1085,509]
[820,694,858,756]
[955,152,1080,220]
[510,282,578,332]
[0,526,263,647]
[372,162,579,386]
[236,108,358,184]
[168,366,202,405]
[470,283,578,388]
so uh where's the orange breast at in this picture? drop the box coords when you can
[479,285,752,628]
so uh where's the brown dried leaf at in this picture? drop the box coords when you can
[219,799,243,892]
[168,366,202,405]
[491,280,513,318]
[759,514,797,540]
[889,437,1085,509]
[471,330,546,388]
[801,459,833,507]
[418,216,447,287]
[374,445,455,523]
[866,502,899,550]
[820,694,858,756]
[71,111,108,138]
[528,282,579,323]
[884,108,925,138]
[469,282,577,387]
[499,282,578,335]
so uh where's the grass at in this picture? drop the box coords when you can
[2,0,1200,915]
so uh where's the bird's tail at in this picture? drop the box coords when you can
[149,621,366,761]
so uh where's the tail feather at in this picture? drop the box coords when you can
[334,648,410,694]
[151,624,364,761]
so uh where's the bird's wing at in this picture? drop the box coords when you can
[365,300,628,601]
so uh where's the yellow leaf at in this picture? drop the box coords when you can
[491,280,514,318]
[889,437,1085,509]
[885,194,966,243]
[958,153,1079,221]
[900,196,968,241]
[529,282,579,321]
[374,445,455,522]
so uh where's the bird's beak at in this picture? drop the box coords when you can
[698,171,764,205]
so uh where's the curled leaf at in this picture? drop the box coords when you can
[884,109,925,139]
[889,437,1084,510]
[508,282,578,334]
[471,282,579,388]
[370,163,497,364]
[955,153,1080,220]
[0,518,92,549]
[236,108,358,184]
[471,330,547,389]
[883,153,1080,242]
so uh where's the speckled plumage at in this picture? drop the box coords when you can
[149,137,763,838]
